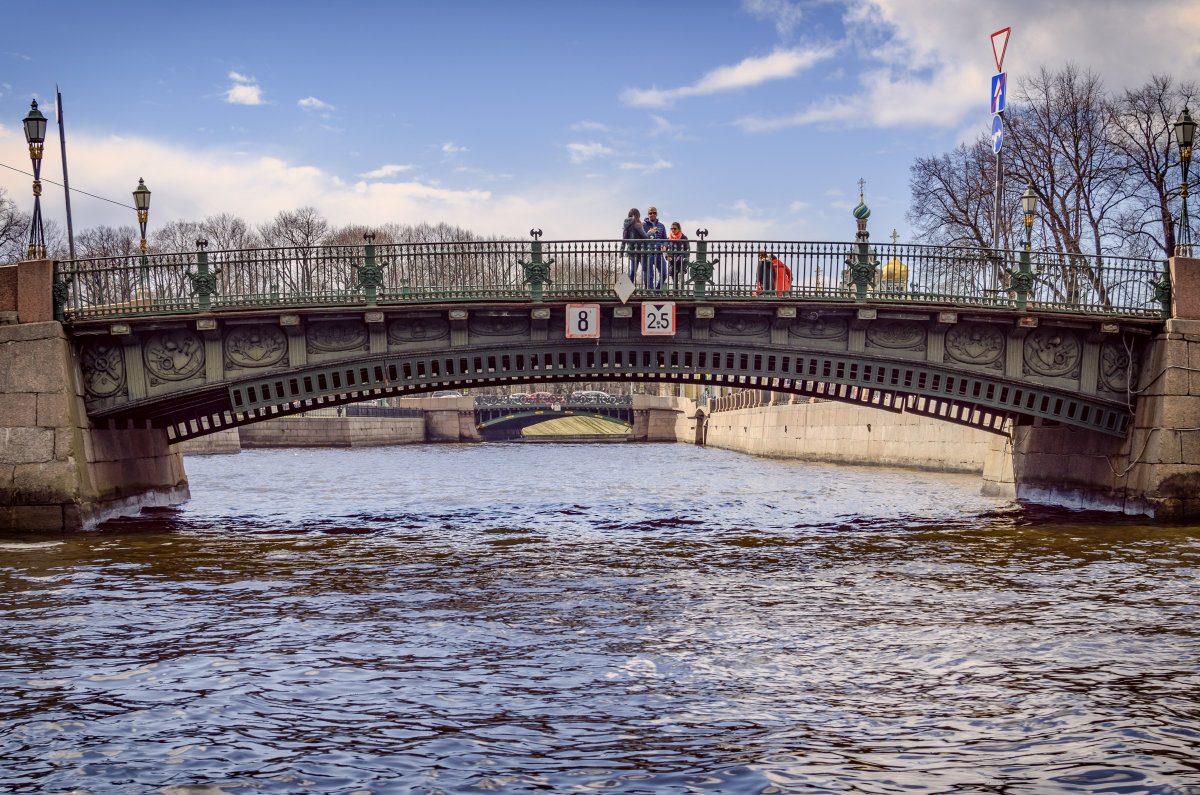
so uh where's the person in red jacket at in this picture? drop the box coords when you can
[755,250,792,295]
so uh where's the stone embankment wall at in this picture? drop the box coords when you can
[238,416,425,448]
[1,318,187,531]
[700,397,994,474]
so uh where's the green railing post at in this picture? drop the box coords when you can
[848,237,876,302]
[1008,247,1035,311]
[356,233,386,307]
[520,229,552,302]
[51,261,72,322]
[690,228,713,299]
[1150,260,1172,318]
[186,239,221,313]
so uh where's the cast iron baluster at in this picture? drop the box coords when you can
[186,239,222,313]
[1150,260,1172,318]
[520,229,553,302]
[1007,247,1036,311]
[357,233,387,307]
[690,229,714,299]
[52,262,73,322]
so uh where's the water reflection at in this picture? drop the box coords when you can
[1,443,1199,794]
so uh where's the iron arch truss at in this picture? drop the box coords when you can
[69,302,1155,442]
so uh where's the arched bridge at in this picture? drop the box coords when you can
[472,394,633,439]
[52,235,1167,443]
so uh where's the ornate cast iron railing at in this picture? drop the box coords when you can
[54,237,1169,321]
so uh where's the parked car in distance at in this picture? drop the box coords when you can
[523,391,560,404]
[431,390,464,398]
[570,390,609,400]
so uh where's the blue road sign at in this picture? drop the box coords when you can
[992,115,1003,154]
[991,72,1007,115]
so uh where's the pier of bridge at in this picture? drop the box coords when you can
[2,237,1198,530]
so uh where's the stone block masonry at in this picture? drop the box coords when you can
[1,321,189,532]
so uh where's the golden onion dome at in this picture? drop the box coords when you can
[881,256,908,280]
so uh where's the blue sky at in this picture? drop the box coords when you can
[2,0,1199,246]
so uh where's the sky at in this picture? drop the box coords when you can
[2,0,1199,248]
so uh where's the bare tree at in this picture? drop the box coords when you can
[1108,74,1198,258]
[201,212,258,251]
[0,188,30,266]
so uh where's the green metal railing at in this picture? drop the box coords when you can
[54,238,1170,321]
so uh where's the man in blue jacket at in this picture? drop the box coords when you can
[643,206,667,290]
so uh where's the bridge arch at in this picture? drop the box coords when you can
[67,301,1153,444]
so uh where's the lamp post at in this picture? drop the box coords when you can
[1175,106,1195,257]
[133,178,151,296]
[22,100,48,259]
[1009,183,1038,310]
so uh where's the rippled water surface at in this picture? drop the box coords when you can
[2,442,1200,794]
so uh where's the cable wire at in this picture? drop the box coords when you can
[0,161,136,210]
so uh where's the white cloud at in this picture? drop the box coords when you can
[567,141,614,163]
[224,72,264,106]
[618,159,672,172]
[0,125,637,241]
[571,121,610,132]
[649,115,694,141]
[621,46,837,108]
[789,200,810,212]
[357,164,414,179]
[440,142,468,154]
[298,96,333,111]
[742,0,806,36]
[736,0,1200,133]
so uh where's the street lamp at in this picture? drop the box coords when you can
[133,178,151,251]
[22,100,48,259]
[1021,183,1038,251]
[1009,183,1039,311]
[1175,106,1195,256]
[133,178,151,296]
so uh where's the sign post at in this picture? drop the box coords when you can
[990,27,1011,283]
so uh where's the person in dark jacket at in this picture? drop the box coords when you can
[642,206,667,290]
[622,208,649,287]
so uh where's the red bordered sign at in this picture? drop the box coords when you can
[641,302,676,336]
[566,303,600,339]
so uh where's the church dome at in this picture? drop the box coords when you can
[853,200,871,220]
[881,256,908,280]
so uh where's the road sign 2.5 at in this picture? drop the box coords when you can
[566,303,600,339]
[641,302,676,336]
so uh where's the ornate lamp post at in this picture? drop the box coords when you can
[133,178,151,295]
[133,178,151,251]
[1009,183,1038,310]
[22,100,48,259]
[1175,106,1195,256]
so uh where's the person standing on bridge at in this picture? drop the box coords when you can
[643,206,667,291]
[623,208,650,287]
[667,222,689,289]
[756,250,792,296]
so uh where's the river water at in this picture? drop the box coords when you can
[2,442,1199,794]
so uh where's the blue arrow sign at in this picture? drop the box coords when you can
[992,115,1003,155]
[991,72,1007,115]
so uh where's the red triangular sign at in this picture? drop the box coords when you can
[991,27,1011,73]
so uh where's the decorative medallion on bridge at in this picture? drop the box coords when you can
[470,314,530,337]
[144,331,205,384]
[1099,339,1140,393]
[307,320,368,353]
[711,314,770,337]
[865,320,926,351]
[788,314,848,341]
[945,323,1005,367]
[1023,327,1081,378]
[388,316,449,344]
[80,342,126,398]
[224,325,287,369]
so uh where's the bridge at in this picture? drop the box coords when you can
[2,226,1198,529]
[471,394,633,440]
